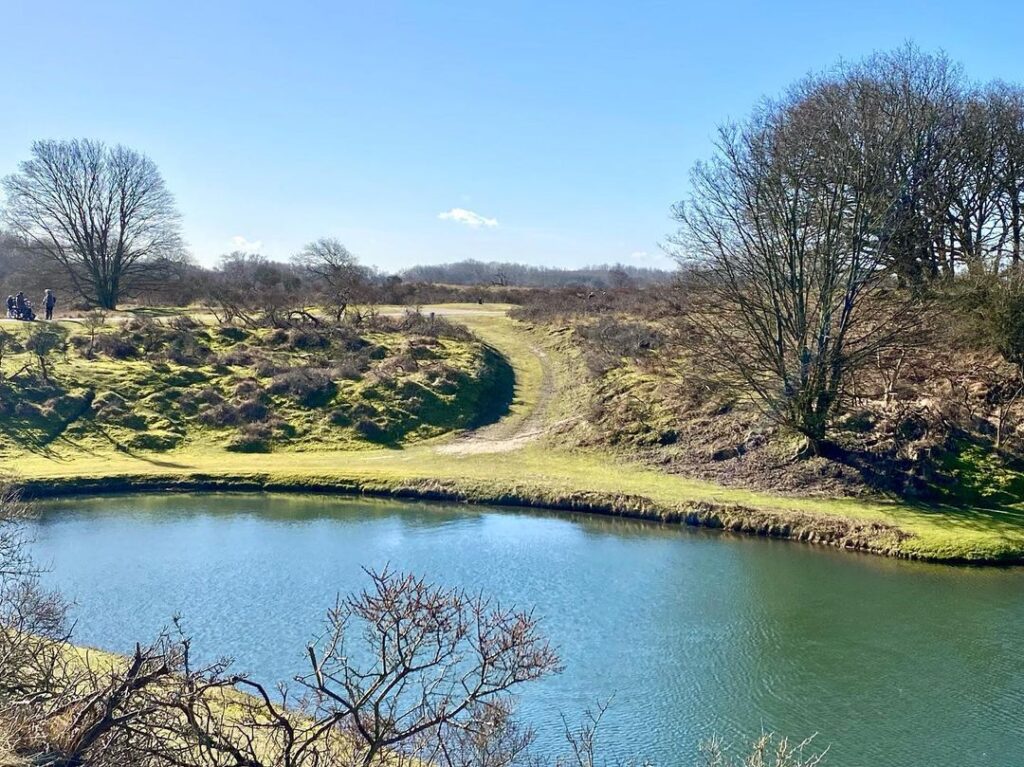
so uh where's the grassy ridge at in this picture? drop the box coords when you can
[5,306,1024,563]
[0,312,512,457]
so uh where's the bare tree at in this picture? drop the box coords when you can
[989,84,1024,270]
[24,325,67,382]
[206,252,303,328]
[2,139,185,310]
[671,61,924,453]
[292,238,367,323]
[296,568,560,767]
[0,327,14,381]
[82,309,109,357]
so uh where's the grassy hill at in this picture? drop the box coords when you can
[0,310,513,460]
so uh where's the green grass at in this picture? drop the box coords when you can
[5,305,1024,563]
[0,313,511,457]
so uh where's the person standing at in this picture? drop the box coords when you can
[43,289,56,321]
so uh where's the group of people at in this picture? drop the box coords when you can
[5,289,56,321]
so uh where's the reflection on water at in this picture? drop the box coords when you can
[29,493,1024,766]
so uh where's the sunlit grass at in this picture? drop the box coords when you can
[6,305,1024,563]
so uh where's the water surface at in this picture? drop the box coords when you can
[28,494,1024,765]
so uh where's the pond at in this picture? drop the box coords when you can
[27,493,1024,765]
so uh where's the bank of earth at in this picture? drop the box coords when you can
[8,305,1024,564]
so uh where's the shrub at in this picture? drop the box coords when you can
[42,390,93,421]
[168,315,200,331]
[216,325,249,342]
[387,311,473,341]
[123,317,164,352]
[233,379,262,398]
[287,327,329,350]
[128,431,183,451]
[268,368,336,406]
[24,325,67,381]
[226,423,273,452]
[264,328,289,346]
[219,345,257,366]
[198,402,241,427]
[335,352,371,380]
[328,407,352,426]
[160,328,211,365]
[407,340,440,360]
[253,357,282,377]
[576,317,665,376]
[123,317,157,333]
[329,325,369,352]
[92,393,145,427]
[93,333,139,359]
[194,386,224,405]
[422,364,462,395]
[354,417,388,442]
[236,398,269,422]
[350,402,379,419]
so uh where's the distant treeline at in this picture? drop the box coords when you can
[400,260,674,289]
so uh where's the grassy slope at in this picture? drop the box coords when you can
[6,305,1024,563]
[0,313,510,456]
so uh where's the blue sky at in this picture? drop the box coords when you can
[3,1,1024,271]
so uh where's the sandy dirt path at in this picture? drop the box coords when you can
[405,306,560,456]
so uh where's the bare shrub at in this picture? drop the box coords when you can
[93,332,139,360]
[698,732,827,767]
[576,317,664,376]
[268,368,336,406]
[24,324,67,381]
[218,344,258,367]
[286,327,330,350]
[236,398,270,422]
[198,401,242,427]
[227,422,273,452]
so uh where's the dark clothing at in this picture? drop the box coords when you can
[5,297,13,318]
[45,306,53,321]
[13,294,33,321]
[44,293,55,320]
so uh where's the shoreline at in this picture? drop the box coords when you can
[6,306,1024,568]
[16,471,1022,567]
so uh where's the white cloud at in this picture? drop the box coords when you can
[438,208,498,228]
[230,235,263,253]
[628,251,649,260]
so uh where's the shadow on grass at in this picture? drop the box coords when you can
[822,440,1024,537]
[465,344,516,429]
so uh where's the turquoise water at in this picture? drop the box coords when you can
[28,493,1024,765]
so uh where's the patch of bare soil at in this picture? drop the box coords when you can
[436,343,557,455]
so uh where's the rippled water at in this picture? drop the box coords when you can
[27,493,1024,765]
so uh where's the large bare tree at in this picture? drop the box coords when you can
[1,139,184,309]
[292,238,367,323]
[671,56,927,453]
